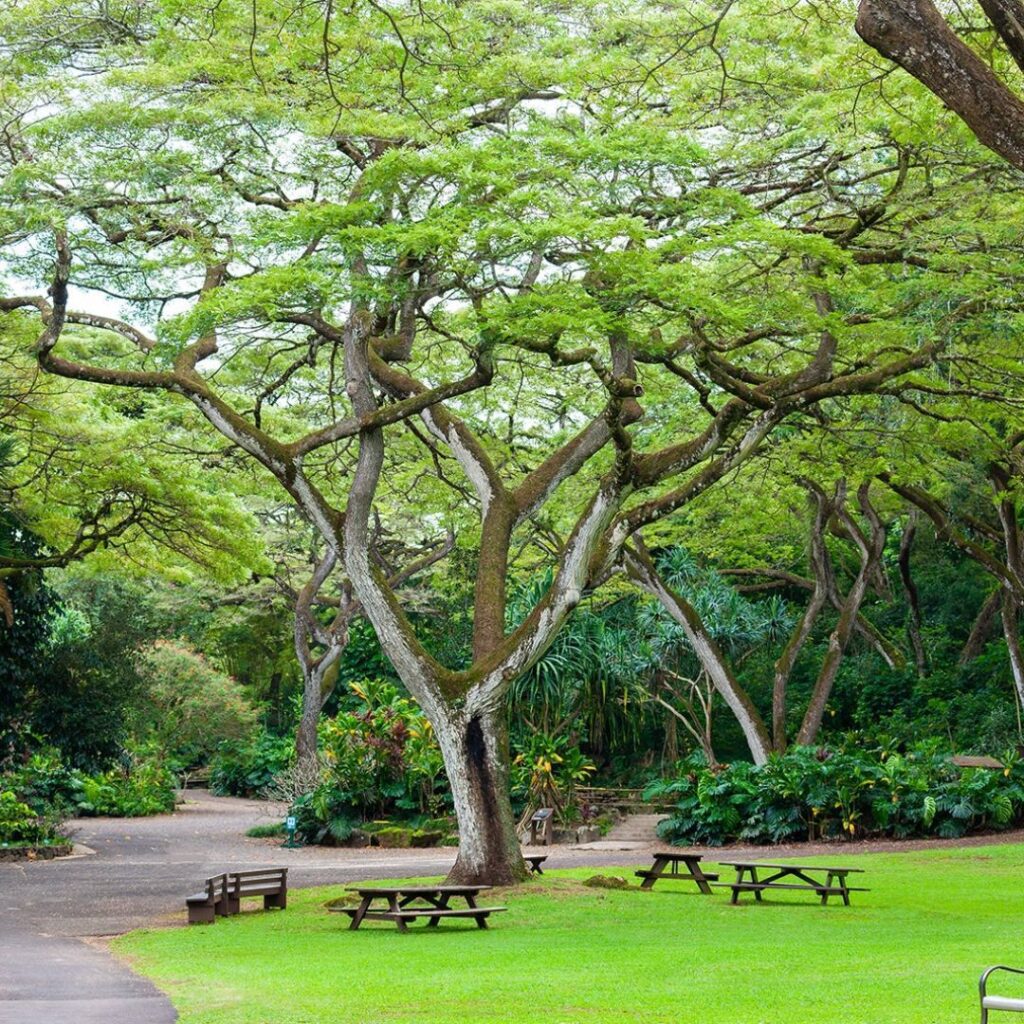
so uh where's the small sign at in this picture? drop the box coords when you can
[282,815,302,848]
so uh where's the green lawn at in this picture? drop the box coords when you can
[115,843,1024,1023]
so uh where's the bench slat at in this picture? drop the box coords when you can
[336,906,507,917]
[714,882,869,894]
[635,870,720,881]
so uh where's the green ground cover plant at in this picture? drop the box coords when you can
[117,845,1024,1024]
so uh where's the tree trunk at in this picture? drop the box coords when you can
[961,589,1002,665]
[438,704,529,885]
[796,483,885,746]
[1001,593,1024,714]
[898,511,928,677]
[295,666,324,776]
[625,547,772,764]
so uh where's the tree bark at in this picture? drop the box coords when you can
[1001,593,1024,714]
[961,589,1002,665]
[625,545,773,765]
[439,703,526,885]
[796,483,886,746]
[771,483,832,751]
[899,510,928,677]
[856,0,1024,172]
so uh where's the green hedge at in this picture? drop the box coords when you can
[646,739,1024,846]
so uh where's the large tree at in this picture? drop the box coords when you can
[2,0,1014,882]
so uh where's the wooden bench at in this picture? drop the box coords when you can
[981,965,1024,1022]
[225,868,288,914]
[337,885,506,931]
[716,861,867,905]
[185,868,287,924]
[186,872,230,924]
[524,854,547,875]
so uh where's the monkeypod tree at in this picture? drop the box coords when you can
[1,0,1016,881]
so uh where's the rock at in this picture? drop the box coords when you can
[583,874,630,889]
[374,826,413,848]
[410,829,444,848]
[575,825,601,844]
[345,829,370,848]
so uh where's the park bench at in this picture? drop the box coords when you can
[186,872,230,924]
[635,852,718,894]
[981,966,1024,1022]
[524,854,547,875]
[185,867,287,924]
[336,885,507,931]
[225,868,288,914]
[716,861,868,905]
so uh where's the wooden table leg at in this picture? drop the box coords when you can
[835,872,850,906]
[730,867,743,904]
[689,858,713,895]
[750,867,762,901]
[640,856,666,890]
[427,893,451,927]
[389,894,408,932]
[349,896,372,931]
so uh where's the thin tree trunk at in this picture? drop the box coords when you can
[625,545,772,765]
[960,589,1002,665]
[899,510,928,677]
[796,483,885,746]
[1001,593,1024,715]
[772,483,831,751]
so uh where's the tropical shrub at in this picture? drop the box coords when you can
[648,739,1024,846]
[511,731,596,819]
[2,748,80,816]
[73,759,177,817]
[0,789,60,844]
[209,728,294,797]
[135,640,258,768]
[289,680,449,844]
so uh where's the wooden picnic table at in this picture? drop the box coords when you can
[524,854,547,875]
[635,852,718,894]
[716,861,868,905]
[336,885,507,931]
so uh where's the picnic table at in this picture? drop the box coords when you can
[635,852,718,894]
[716,861,867,905]
[335,885,507,931]
[524,854,547,875]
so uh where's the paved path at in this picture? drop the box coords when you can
[0,791,648,1023]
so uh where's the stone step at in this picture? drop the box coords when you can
[604,813,668,843]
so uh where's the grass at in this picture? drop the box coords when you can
[114,842,1024,1023]
[243,823,286,838]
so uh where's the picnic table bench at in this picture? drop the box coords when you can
[186,867,287,923]
[635,852,718,894]
[334,885,507,931]
[716,861,867,905]
[524,854,547,875]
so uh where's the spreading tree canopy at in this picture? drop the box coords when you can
[3,0,1024,881]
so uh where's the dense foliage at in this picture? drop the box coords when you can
[649,741,1024,846]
